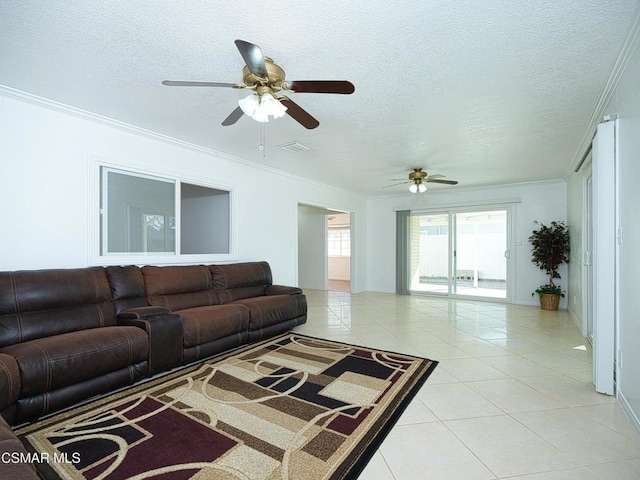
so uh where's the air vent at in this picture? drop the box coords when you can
[278,142,312,153]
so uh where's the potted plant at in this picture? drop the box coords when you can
[529,221,570,311]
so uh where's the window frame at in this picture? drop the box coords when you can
[328,227,351,257]
[101,167,177,256]
[89,158,236,265]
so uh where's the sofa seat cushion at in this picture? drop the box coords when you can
[178,304,250,348]
[232,295,307,331]
[0,326,149,398]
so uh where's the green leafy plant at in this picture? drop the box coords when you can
[529,221,570,297]
[532,284,565,297]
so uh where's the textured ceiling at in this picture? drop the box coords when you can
[1,1,638,196]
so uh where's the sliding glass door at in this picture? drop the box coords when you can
[410,213,450,293]
[409,209,508,299]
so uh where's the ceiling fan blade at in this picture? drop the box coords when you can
[280,98,319,129]
[221,106,244,126]
[162,80,241,88]
[285,80,355,94]
[426,174,444,180]
[382,181,410,188]
[426,179,459,185]
[235,39,268,79]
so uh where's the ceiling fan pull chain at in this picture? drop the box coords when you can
[259,121,266,157]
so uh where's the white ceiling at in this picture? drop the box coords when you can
[1,1,638,196]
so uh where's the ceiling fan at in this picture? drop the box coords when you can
[383,168,459,193]
[162,39,355,129]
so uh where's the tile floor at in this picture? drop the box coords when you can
[293,289,640,480]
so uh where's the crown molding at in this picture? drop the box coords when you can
[568,9,640,175]
[0,85,364,199]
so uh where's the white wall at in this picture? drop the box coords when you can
[566,25,640,432]
[366,181,568,306]
[328,257,350,281]
[590,34,640,433]
[297,205,328,290]
[0,90,367,289]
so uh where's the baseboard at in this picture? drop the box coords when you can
[618,390,640,439]
[513,299,540,307]
[568,307,584,336]
[513,299,569,310]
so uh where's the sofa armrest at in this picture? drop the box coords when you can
[0,416,39,480]
[265,285,303,296]
[117,306,171,319]
[0,353,20,419]
[118,312,183,374]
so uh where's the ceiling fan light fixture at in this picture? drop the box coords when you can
[260,93,287,119]
[238,92,287,123]
[238,93,259,115]
[252,106,270,123]
[409,182,427,193]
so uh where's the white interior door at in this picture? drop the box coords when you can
[592,120,618,396]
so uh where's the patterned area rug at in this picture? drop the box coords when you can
[17,333,438,480]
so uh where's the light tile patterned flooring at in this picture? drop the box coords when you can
[292,290,640,480]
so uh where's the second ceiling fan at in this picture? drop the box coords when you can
[162,39,355,129]
[384,168,459,193]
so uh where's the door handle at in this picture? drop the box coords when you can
[504,250,510,258]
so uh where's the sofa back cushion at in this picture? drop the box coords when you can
[142,265,219,311]
[106,265,148,314]
[211,262,272,303]
[0,267,116,348]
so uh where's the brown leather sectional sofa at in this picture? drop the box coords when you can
[0,261,306,477]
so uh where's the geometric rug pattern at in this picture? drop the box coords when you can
[17,333,438,480]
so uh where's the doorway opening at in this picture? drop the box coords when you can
[327,213,351,292]
[297,204,352,292]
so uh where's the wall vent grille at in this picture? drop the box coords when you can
[278,142,312,153]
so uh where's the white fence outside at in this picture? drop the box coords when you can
[417,230,507,281]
